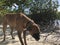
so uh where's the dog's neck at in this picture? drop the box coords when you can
[26,21,33,31]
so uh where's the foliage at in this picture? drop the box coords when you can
[0,0,59,24]
[57,12,60,19]
[28,0,59,24]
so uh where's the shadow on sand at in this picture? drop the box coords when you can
[0,28,19,45]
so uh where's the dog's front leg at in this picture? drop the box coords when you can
[17,30,24,45]
[23,30,27,45]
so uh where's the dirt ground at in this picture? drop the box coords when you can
[0,28,60,45]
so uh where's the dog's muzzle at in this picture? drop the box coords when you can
[32,33,40,41]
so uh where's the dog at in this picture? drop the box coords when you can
[3,13,40,45]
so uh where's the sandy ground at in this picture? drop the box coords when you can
[0,28,60,45]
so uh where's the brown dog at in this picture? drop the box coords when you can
[3,13,40,45]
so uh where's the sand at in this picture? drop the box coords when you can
[0,28,60,45]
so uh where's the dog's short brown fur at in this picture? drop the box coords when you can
[3,13,40,45]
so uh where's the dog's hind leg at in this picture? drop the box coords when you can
[10,26,15,39]
[17,30,24,45]
[3,23,7,41]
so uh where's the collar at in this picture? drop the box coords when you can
[26,21,33,31]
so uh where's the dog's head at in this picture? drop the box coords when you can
[27,23,40,41]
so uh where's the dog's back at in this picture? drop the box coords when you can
[3,13,18,27]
